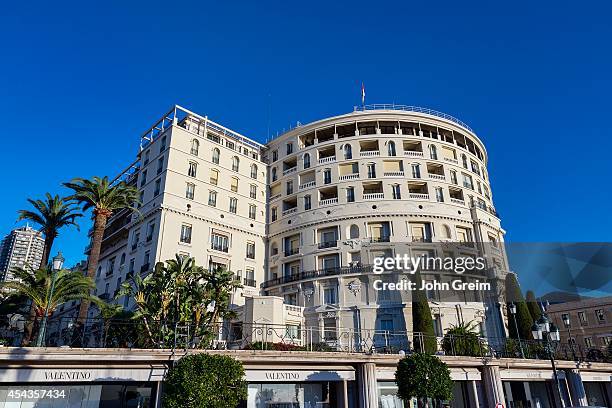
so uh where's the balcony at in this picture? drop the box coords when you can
[319,197,338,206]
[318,240,338,249]
[404,150,424,157]
[383,171,404,177]
[318,156,336,164]
[360,150,380,157]
[409,193,429,200]
[299,181,315,189]
[339,173,359,181]
[284,247,300,257]
[428,174,445,181]
[370,236,391,243]
[451,198,465,205]
[411,237,433,243]
[243,278,257,287]
[283,166,297,176]
[282,207,298,216]
[363,193,384,200]
[444,157,459,164]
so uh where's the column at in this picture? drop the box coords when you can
[482,364,505,408]
[567,369,587,407]
[357,362,378,408]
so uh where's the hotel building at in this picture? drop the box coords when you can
[0,225,45,282]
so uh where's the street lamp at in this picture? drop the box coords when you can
[35,251,64,347]
[562,314,577,361]
[531,313,566,407]
[508,302,525,358]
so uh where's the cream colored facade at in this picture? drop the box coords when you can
[93,105,510,347]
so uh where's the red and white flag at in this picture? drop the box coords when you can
[361,83,366,105]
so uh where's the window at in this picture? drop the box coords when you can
[435,187,444,202]
[286,180,294,195]
[462,154,468,169]
[159,136,166,152]
[367,163,376,178]
[271,167,277,181]
[272,150,278,161]
[212,148,220,164]
[303,153,311,169]
[392,184,401,199]
[284,293,297,306]
[346,186,355,202]
[585,337,593,348]
[463,173,474,189]
[120,253,126,265]
[210,169,219,185]
[249,204,256,220]
[388,141,396,156]
[190,139,199,155]
[245,268,255,286]
[349,224,359,239]
[154,178,161,196]
[249,184,257,199]
[286,324,300,339]
[304,195,311,210]
[143,250,150,268]
[286,142,293,155]
[323,287,337,304]
[250,164,257,179]
[246,242,255,259]
[140,170,147,187]
[208,190,217,207]
[271,207,278,221]
[344,144,352,159]
[380,318,394,332]
[232,156,240,172]
[143,150,150,166]
[211,233,229,252]
[477,181,482,194]
[231,177,239,192]
[323,169,332,184]
[578,311,588,325]
[131,232,140,250]
[471,160,480,175]
[595,309,605,323]
[186,183,195,200]
[429,144,437,160]
[146,221,155,242]
[411,163,421,178]
[180,224,192,244]
[188,162,197,177]
[128,259,135,274]
[229,197,237,213]
[157,157,163,174]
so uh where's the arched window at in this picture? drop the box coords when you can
[270,242,279,256]
[190,139,199,156]
[271,167,277,181]
[303,153,311,169]
[232,156,240,172]
[411,163,421,178]
[250,164,258,179]
[212,148,220,164]
[462,154,468,169]
[349,224,359,239]
[429,144,437,160]
[344,144,352,159]
[443,224,452,239]
[388,141,396,156]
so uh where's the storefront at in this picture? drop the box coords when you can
[500,368,570,408]
[244,366,356,408]
[579,372,611,407]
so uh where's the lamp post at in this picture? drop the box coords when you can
[509,302,525,358]
[531,313,566,408]
[35,251,64,347]
[562,314,577,362]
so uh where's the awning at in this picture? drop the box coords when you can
[376,367,480,381]
[245,365,355,382]
[579,372,612,382]
[499,369,565,381]
[0,367,167,383]
[209,255,228,265]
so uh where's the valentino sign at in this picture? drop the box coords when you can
[264,372,300,381]
[44,371,92,380]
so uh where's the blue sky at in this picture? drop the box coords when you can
[2,1,611,294]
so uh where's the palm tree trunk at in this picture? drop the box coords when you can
[77,210,109,324]
[39,236,54,269]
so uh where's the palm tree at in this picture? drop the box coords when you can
[64,176,139,322]
[17,193,81,268]
[1,266,97,346]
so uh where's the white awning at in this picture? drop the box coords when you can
[376,367,480,381]
[245,366,355,382]
[499,369,565,381]
[579,372,612,382]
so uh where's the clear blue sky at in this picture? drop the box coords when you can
[2,1,611,294]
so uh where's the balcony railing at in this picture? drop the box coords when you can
[411,237,433,243]
[299,181,315,189]
[444,157,459,164]
[360,150,380,157]
[283,167,297,176]
[269,193,281,201]
[339,173,359,181]
[318,156,336,164]
[370,236,391,243]
[282,207,298,215]
[319,197,338,206]
[243,278,257,287]
[450,198,465,205]
[409,193,429,200]
[284,247,300,257]
[404,150,424,157]
[318,240,338,249]
[383,171,404,177]
[363,193,384,200]
[428,174,445,181]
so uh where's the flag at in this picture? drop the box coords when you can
[361,83,365,105]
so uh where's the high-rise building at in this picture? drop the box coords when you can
[93,105,510,344]
[0,225,45,281]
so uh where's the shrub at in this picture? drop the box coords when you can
[163,354,247,408]
[441,322,483,357]
[412,271,437,354]
[395,353,454,406]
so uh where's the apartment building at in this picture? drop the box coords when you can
[0,225,45,282]
[93,105,510,345]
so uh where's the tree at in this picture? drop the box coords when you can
[411,271,437,353]
[0,266,98,345]
[64,176,139,322]
[395,353,454,407]
[17,193,81,269]
[163,354,247,408]
[441,321,483,357]
[525,290,542,322]
[505,273,533,340]
[117,255,241,348]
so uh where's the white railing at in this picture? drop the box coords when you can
[299,181,315,189]
[269,193,281,201]
[282,207,298,215]
[404,151,424,157]
[363,193,384,200]
[319,198,339,206]
[384,171,404,177]
[319,156,336,164]
[450,198,465,205]
[428,174,445,181]
[444,157,459,164]
[339,173,359,181]
[409,193,429,200]
[360,150,380,157]
[283,167,297,176]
